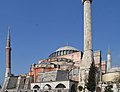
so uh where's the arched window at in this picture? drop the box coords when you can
[55,83,66,88]
[33,85,40,92]
[44,84,52,91]
[58,51,60,56]
[55,83,66,92]
[33,85,40,89]
[78,86,83,91]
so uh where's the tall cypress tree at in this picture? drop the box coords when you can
[86,61,96,92]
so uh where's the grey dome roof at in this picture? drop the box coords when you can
[49,46,79,58]
[109,67,120,72]
[56,46,79,52]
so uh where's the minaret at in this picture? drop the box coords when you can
[82,0,93,65]
[107,48,111,72]
[5,27,11,77]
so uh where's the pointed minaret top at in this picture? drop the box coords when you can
[7,26,10,41]
[108,48,111,55]
[6,26,11,47]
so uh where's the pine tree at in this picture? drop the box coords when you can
[86,61,96,92]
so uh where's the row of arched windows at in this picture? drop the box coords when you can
[49,50,79,58]
[33,83,77,92]
[33,83,66,92]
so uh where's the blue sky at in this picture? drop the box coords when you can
[0,0,120,85]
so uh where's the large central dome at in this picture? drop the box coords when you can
[56,46,79,52]
[49,46,79,58]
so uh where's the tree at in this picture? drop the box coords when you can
[0,85,2,89]
[104,85,113,92]
[86,61,96,92]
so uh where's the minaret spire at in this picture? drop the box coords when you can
[82,0,93,65]
[107,48,111,72]
[5,26,11,77]
[7,26,10,47]
[8,26,10,40]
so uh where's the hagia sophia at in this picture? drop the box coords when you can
[0,0,120,92]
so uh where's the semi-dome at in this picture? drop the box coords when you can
[56,46,79,52]
[49,45,79,58]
